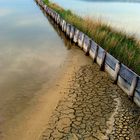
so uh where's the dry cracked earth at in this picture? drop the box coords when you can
[40,64,140,140]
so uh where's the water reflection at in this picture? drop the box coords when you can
[38,4,74,50]
[0,0,72,135]
[45,15,73,50]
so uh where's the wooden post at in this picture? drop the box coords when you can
[73,29,79,44]
[85,39,91,56]
[129,76,138,101]
[68,25,71,38]
[94,45,99,63]
[114,62,121,84]
[100,51,106,71]
[70,26,75,40]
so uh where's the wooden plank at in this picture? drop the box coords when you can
[48,8,52,16]
[136,76,140,93]
[55,13,58,23]
[56,15,60,24]
[50,9,53,17]
[46,7,49,13]
[54,12,57,20]
[66,24,71,36]
[53,12,56,20]
[44,5,46,9]
[51,12,54,19]
[83,35,90,52]
[134,91,140,107]
[96,46,106,68]
[78,32,85,48]
[70,25,75,39]
[119,64,138,85]
[105,64,116,79]
[49,8,52,15]
[47,8,50,14]
[50,9,54,18]
[117,76,130,95]
[97,46,105,59]
[90,40,97,52]
[55,13,58,22]
[59,18,62,27]
[73,29,79,43]
[39,0,43,6]
[105,53,119,70]
[89,40,98,61]
[60,19,64,29]
[47,8,50,15]
[43,5,47,10]
[50,9,53,16]
[63,21,67,32]
[61,20,65,31]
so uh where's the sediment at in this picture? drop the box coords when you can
[40,64,140,140]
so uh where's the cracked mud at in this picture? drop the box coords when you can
[40,64,140,140]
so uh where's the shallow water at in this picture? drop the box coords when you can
[0,0,70,134]
[52,0,140,38]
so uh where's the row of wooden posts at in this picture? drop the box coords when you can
[37,0,140,107]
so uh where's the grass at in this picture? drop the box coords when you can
[43,0,140,75]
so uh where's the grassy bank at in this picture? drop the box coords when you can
[43,0,140,75]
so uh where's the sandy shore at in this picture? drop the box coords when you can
[1,45,92,140]
[40,63,140,140]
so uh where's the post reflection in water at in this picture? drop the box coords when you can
[36,1,74,50]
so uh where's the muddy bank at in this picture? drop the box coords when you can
[40,64,140,140]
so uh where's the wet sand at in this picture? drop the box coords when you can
[0,44,92,140]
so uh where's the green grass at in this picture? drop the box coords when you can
[43,0,140,75]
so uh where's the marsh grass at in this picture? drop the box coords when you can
[43,0,140,74]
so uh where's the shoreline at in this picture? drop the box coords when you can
[39,57,140,140]
[38,0,140,107]
[1,44,92,140]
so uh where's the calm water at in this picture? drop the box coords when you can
[52,0,140,37]
[0,0,70,133]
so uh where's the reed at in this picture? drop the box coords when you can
[43,0,140,75]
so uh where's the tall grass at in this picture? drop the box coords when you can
[43,0,140,75]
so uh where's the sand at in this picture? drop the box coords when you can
[1,47,91,140]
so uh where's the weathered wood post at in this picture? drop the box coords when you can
[69,25,75,40]
[73,29,80,44]
[66,23,71,37]
[113,62,121,84]
[100,51,106,71]
[94,45,99,63]
[85,39,92,56]
[129,76,138,100]
[78,32,85,49]
[63,21,67,32]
